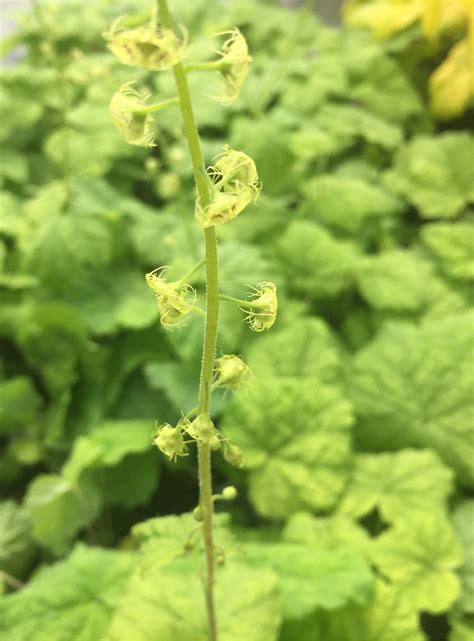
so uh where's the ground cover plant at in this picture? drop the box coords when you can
[0,1,473,640]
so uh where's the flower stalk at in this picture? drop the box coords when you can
[106,2,276,637]
[157,1,219,638]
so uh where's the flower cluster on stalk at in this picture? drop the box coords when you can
[105,7,276,490]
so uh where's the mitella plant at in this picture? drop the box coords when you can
[105,1,277,638]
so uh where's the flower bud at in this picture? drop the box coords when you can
[214,28,251,104]
[223,441,244,468]
[196,147,260,228]
[145,267,195,327]
[246,282,278,332]
[109,82,156,147]
[186,415,221,448]
[192,505,204,522]
[195,187,252,228]
[212,146,259,194]
[104,17,186,71]
[153,424,187,460]
[222,485,238,500]
[215,354,250,390]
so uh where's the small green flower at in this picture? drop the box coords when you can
[214,28,251,104]
[109,83,156,147]
[195,188,252,228]
[153,423,187,460]
[214,354,250,390]
[104,17,186,71]
[186,415,221,449]
[145,267,195,327]
[223,441,244,468]
[210,145,260,196]
[245,282,278,332]
[195,147,260,228]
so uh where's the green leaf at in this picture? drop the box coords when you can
[0,192,23,238]
[243,541,373,618]
[132,512,234,566]
[283,512,371,557]
[44,126,129,176]
[385,133,474,219]
[62,420,158,508]
[291,103,402,163]
[452,501,474,614]
[246,317,342,383]
[448,615,474,641]
[105,557,281,641]
[104,325,170,409]
[355,250,436,312]
[16,303,87,395]
[230,116,295,196]
[341,32,423,124]
[24,474,99,555]
[21,210,113,292]
[351,313,474,486]
[217,242,271,300]
[145,359,199,414]
[0,148,28,184]
[281,53,347,115]
[278,221,358,298]
[62,268,159,335]
[421,221,474,281]
[304,175,403,233]
[222,378,353,518]
[314,580,426,641]
[0,377,42,434]
[339,449,453,523]
[0,544,135,641]
[128,203,201,267]
[0,501,36,578]
[94,451,159,508]
[372,512,462,613]
[63,419,153,479]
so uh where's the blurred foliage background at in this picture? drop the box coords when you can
[0,1,473,640]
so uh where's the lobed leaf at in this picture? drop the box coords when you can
[351,312,474,485]
[222,378,353,518]
[385,133,474,219]
[339,449,454,523]
[371,512,462,613]
[0,545,136,641]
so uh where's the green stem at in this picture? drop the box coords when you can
[158,2,219,640]
[134,96,179,114]
[219,293,260,309]
[184,60,228,73]
[177,257,205,286]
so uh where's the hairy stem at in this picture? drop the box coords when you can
[157,1,219,639]
[219,293,262,309]
[134,96,180,114]
[184,61,228,73]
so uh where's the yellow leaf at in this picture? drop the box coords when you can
[421,0,442,38]
[429,38,473,118]
[344,0,421,39]
[438,0,470,32]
